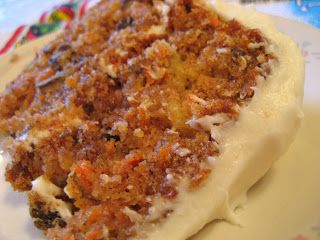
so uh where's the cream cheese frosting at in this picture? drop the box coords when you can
[135,1,304,239]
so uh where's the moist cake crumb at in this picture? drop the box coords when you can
[0,0,275,239]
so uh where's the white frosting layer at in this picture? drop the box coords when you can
[136,1,304,239]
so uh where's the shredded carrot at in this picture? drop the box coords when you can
[113,153,144,174]
[144,68,155,85]
[65,76,77,88]
[190,168,211,188]
[210,15,221,28]
[75,160,94,189]
[75,160,94,180]
[248,69,258,79]
[123,153,143,167]
[86,228,102,240]
[124,110,136,122]
[87,208,103,225]
[137,108,148,126]
[62,235,75,240]
[105,141,116,154]
[159,144,172,160]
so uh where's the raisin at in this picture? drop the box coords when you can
[103,133,120,142]
[9,132,16,139]
[232,48,245,57]
[30,208,62,230]
[58,44,72,51]
[184,0,192,13]
[115,80,122,89]
[130,204,141,211]
[49,54,62,70]
[116,17,133,30]
[83,102,95,115]
[57,219,67,228]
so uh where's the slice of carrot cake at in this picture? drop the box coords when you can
[0,1,304,240]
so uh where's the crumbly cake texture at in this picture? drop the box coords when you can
[0,0,279,239]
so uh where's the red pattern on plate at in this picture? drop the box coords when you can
[0,0,91,56]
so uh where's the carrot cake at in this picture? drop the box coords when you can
[0,0,304,240]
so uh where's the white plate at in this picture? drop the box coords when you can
[0,16,319,240]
